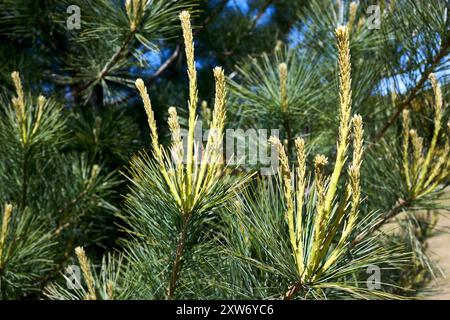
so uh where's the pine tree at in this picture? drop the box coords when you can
[0,0,449,300]
[0,72,118,298]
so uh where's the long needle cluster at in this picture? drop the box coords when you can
[401,73,449,198]
[270,26,363,289]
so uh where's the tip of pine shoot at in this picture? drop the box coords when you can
[335,25,348,36]
[11,71,20,81]
[351,114,363,125]
[268,136,281,146]
[278,62,287,74]
[314,154,328,167]
[168,106,176,114]
[179,10,190,21]
[428,73,437,82]
[135,78,144,88]
[213,66,224,76]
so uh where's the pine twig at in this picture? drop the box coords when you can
[351,198,410,247]
[250,0,275,29]
[167,216,190,300]
[366,38,450,152]
[114,1,229,105]
[76,31,137,97]
[283,282,305,300]
[20,150,29,210]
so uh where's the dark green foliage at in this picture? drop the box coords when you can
[0,75,119,298]
[0,205,54,299]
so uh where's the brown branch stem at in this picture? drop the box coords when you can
[351,197,411,247]
[283,282,305,300]
[366,38,450,152]
[77,31,136,96]
[282,112,293,156]
[167,216,190,300]
[20,149,29,210]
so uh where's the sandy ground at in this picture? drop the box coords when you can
[425,196,450,300]
[382,190,450,299]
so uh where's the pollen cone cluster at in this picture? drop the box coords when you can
[270,25,364,285]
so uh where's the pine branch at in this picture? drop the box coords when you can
[250,0,275,29]
[352,179,448,248]
[54,189,88,236]
[96,31,136,84]
[151,45,181,80]
[114,2,229,105]
[19,149,29,210]
[113,44,181,105]
[351,197,410,247]
[366,37,450,152]
[167,216,190,300]
[76,30,136,98]
[35,235,75,293]
[283,282,305,300]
